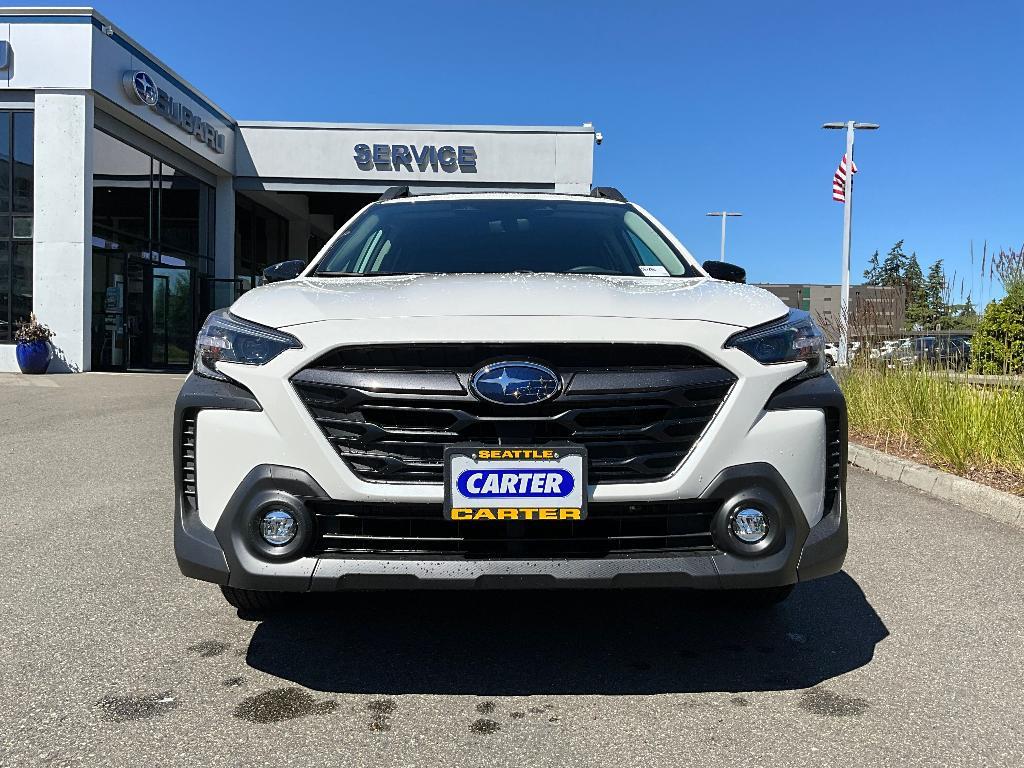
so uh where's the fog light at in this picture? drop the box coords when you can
[730,507,768,544]
[259,508,297,546]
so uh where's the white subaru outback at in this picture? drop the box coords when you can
[174,188,847,613]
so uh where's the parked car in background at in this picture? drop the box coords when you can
[870,339,903,359]
[876,338,910,362]
[893,336,972,369]
[824,341,859,367]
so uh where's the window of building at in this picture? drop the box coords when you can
[235,195,289,292]
[92,129,215,274]
[0,111,33,343]
[91,128,216,370]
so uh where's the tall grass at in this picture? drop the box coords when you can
[840,366,1024,483]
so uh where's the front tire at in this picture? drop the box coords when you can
[220,585,290,614]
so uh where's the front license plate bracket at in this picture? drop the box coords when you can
[443,445,588,522]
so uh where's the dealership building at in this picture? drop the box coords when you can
[757,283,907,340]
[0,7,598,372]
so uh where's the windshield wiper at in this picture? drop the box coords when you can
[313,271,422,277]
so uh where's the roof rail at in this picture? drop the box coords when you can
[590,186,627,202]
[379,186,412,202]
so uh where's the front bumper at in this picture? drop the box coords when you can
[175,469,846,591]
[174,373,848,591]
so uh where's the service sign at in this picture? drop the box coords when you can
[444,446,587,522]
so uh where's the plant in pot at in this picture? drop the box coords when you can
[14,314,54,374]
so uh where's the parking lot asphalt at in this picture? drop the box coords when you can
[1,372,1022,768]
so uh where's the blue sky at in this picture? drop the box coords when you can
[64,1,1022,303]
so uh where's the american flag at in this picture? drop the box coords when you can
[832,154,857,202]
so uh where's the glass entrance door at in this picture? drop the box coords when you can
[94,256,195,371]
[151,265,193,369]
[92,251,128,370]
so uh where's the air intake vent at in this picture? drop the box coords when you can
[180,411,198,505]
[307,500,721,558]
[823,407,843,513]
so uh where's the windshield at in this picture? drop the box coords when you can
[312,199,700,277]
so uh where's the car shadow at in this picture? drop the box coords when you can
[243,571,887,695]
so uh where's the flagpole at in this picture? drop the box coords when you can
[840,121,854,367]
[823,120,879,366]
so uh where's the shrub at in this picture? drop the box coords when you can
[13,313,54,344]
[972,284,1024,374]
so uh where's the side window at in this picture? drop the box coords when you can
[622,210,690,276]
[626,231,661,266]
[319,212,382,272]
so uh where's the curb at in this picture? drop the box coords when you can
[848,443,1024,531]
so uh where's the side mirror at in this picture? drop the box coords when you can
[702,260,746,283]
[262,260,306,283]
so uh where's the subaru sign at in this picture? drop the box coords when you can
[123,70,226,154]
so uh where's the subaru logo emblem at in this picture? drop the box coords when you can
[470,361,560,406]
[123,70,158,106]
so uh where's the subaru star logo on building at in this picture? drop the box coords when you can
[123,70,158,106]
[470,361,560,405]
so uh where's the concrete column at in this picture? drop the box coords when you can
[32,91,94,373]
[287,215,311,262]
[214,175,235,278]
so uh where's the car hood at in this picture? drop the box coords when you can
[229,273,788,330]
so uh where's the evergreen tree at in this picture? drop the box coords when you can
[952,295,979,331]
[878,240,908,287]
[903,253,928,328]
[863,250,881,285]
[924,259,948,328]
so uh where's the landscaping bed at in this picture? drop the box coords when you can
[838,367,1024,497]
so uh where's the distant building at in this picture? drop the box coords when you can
[755,283,906,340]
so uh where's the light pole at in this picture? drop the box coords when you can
[705,211,743,262]
[822,120,878,366]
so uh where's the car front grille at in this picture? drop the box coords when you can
[291,344,737,485]
[307,500,720,558]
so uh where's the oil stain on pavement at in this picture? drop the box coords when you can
[469,718,501,735]
[798,687,869,717]
[96,691,179,722]
[366,698,397,731]
[186,640,230,658]
[233,688,337,723]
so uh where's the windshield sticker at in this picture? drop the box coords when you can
[639,265,670,277]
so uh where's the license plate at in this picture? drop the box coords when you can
[443,445,588,521]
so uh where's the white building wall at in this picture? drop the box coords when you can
[235,123,595,194]
[1,21,92,90]
[31,91,94,372]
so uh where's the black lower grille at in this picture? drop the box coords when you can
[308,500,720,558]
[824,408,843,512]
[292,344,736,485]
[181,412,198,505]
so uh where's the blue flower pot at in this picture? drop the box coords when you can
[15,340,51,374]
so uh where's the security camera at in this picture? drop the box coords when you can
[595,132,603,145]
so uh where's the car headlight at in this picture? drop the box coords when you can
[726,309,826,379]
[194,310,301,381]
